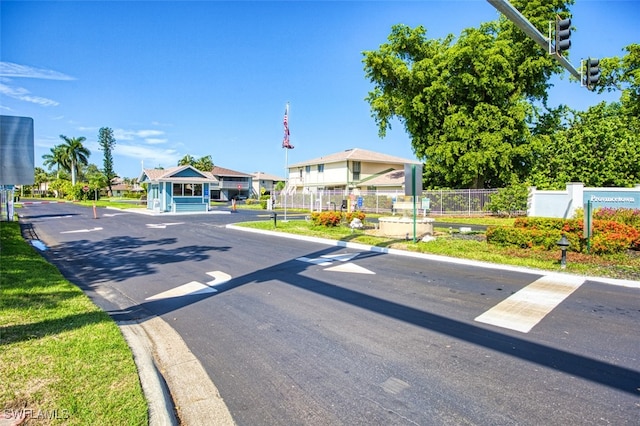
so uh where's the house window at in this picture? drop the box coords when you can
[185,183,203,196]
[352,161,361,181]
[305,165,311,174]
[172,183,202,197]
[318,164,324,173]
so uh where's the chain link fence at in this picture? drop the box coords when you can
[274,188,498,216]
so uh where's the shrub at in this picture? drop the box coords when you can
[593,207,640,228]
[484,182,529,217]
[486,227,564,250]
[257,195,272,209]
[67,183,99,201]
[591,220,639,253]
[575,207,640,250]
[310,211,343,227]
[345,211,366,223]
[487,217,639,254]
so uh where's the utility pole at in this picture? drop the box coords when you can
[486,0,580,80]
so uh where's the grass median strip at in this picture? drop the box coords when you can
[0,222,147,425]
[237,218,640,281]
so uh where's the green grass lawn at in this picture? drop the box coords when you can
[0,221,148,425]
[237,217,640,281]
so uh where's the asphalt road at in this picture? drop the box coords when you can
[17,202,640,425]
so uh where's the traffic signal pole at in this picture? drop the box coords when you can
[486,0,581,80]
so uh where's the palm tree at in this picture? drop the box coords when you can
[177,154,195,167]
[42,145,68,178]
[194,155,214,172]
[33,167,49,195]
[59,135,90,185]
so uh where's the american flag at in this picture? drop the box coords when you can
[282,104,294,149]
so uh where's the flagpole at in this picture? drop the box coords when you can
[284,145,288,222]
[284,102,289,222]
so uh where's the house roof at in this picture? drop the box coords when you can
[251,171,284,181]
[211,166,252,177]
[289,148,420,168]
[140,165,216,183]
[110,184,130,191]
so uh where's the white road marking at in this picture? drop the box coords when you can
[296,253,360,265]
[146,281,217,300]
[325,262,375,274]
[296,253,375,274]
[145,271,231,301]
[318,253,360,262]
[205,271,232,287]
[146,222,184,229]
[102,213,127,217]
[296,256,332,266]
[474,274,585,333]
[60,227,103,234]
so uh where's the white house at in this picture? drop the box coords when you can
[139,165,217,213]
[286,148,421,193]
[250,171,285,198]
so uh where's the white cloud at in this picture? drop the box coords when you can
[77,126,99,132]
[116,143,180,167]
[0,62,73,107]
[0,82,59,106]
[0,62,75,80]
[145,138,167,145]
[151,121,172,127]
[114,128,165,141]
[138,130,165,138]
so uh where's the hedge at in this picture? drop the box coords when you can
[487,216,639,255]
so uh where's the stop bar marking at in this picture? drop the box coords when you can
[474,274,585,333]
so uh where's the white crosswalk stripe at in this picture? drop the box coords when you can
[474,274,585,333]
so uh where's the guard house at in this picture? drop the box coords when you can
[139,166,217,213]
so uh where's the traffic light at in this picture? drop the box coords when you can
[585,58,600,90]
[555,17,571,54]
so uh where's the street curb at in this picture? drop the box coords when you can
[119,321,178,426]
[121,316,235,426]
[226,224,640,289]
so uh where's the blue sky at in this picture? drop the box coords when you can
[1,1,638,180]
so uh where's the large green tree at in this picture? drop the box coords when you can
[59,135,90,186]
[98,127,117,196]
[529,44,640,189]
[362,0,572,189]
[597,43,640,117]
[530,103,640,188]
